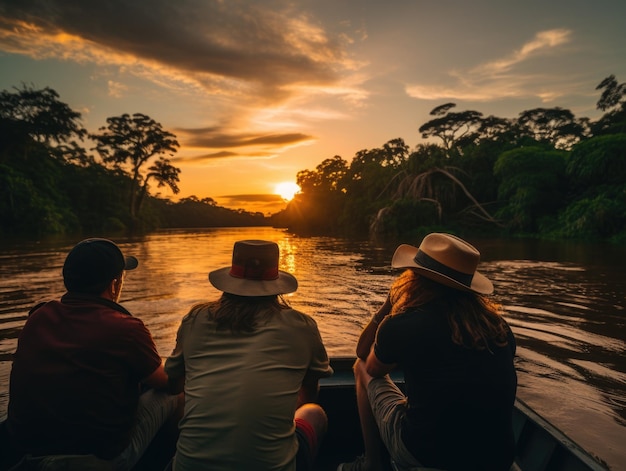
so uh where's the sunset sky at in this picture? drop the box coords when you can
[1,0,625,214]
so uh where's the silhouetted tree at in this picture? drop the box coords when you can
[516,107,588,150]
[0,84,88,165]
[592,75,626,136]
[418,103,483,153]
[287,156,349,234]
[92,113,181,221]
[297,155,348,194]
[0,85,89,235]
[596,75,626,112]
[340,139,410,232]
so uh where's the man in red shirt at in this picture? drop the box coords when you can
[4,238,180,469]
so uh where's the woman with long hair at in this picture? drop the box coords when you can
[165,240,332,471]
[340,233,517,471]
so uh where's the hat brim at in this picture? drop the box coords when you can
[209,267,298,296]
[125,256,138,271]
[391,244,493,295]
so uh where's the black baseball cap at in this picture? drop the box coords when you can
[63,238,138,294]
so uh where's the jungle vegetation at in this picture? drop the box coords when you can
[272,75,626,243]
[0,85,268,237]
[1,75,625,242]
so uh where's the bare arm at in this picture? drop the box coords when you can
[356,295,392,360]
[142,364,170,391]
[365,346,396,378]
[143,363,185,395]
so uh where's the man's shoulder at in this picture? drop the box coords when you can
[28,301,49,316]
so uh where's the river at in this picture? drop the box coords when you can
[0,227,624,470]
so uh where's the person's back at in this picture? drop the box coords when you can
[8,295,160,458]
[340,233,517,471]
[170,303,329,470]
[166,240,332,471]
[377,300,516,470]
[5,238,179,469]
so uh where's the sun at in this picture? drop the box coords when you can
[274,182,301,201]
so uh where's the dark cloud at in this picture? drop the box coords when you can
[177,127,314,148]
[218,193,287,214]
[0,0,345,98]
[172,151,240,162]
[221,194,284,203]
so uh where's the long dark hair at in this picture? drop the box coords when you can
[194,292,291,333]
[389,269,509,350]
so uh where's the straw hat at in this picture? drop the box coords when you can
[391,233,493,294]
[209,240,298,296]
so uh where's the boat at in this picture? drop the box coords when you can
[132,356,609,471]
[1,356,608,470]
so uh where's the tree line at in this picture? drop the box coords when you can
[2,76,625,242]
[0,85,267,237]
[271,75,626,243]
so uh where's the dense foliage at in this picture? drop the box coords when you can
[0,85,268,237]
[272,75,626,243]
[2,75,625,242]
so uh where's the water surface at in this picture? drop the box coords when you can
[1,227,624,469]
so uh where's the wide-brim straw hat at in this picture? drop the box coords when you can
[209,240,298,296]
[391,233,493,294]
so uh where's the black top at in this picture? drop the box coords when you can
[375,303,517,471]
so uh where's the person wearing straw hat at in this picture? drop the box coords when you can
[339,233,517,471]
[165,240,333,471]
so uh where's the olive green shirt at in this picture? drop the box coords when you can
[165,305,332,471]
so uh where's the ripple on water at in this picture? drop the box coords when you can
[0,231,624,469]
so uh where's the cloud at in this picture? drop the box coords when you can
[0,1,353,99]
[170,125,315,163]
[217,193,286,214]
[173,151,240,163]
[405,29,573,103]
[107,80,127,98]
[221,194,284,203]
[0,0,367,164]
[476,29,571,76]
[178,128,313,148]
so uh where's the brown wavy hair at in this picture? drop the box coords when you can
[195,292,292,333]
[389,269,509,350]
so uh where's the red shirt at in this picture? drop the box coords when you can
[7,293,162,459]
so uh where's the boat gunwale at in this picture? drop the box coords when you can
[323,356,608,471]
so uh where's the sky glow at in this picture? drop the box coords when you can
[0,0,624,214]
